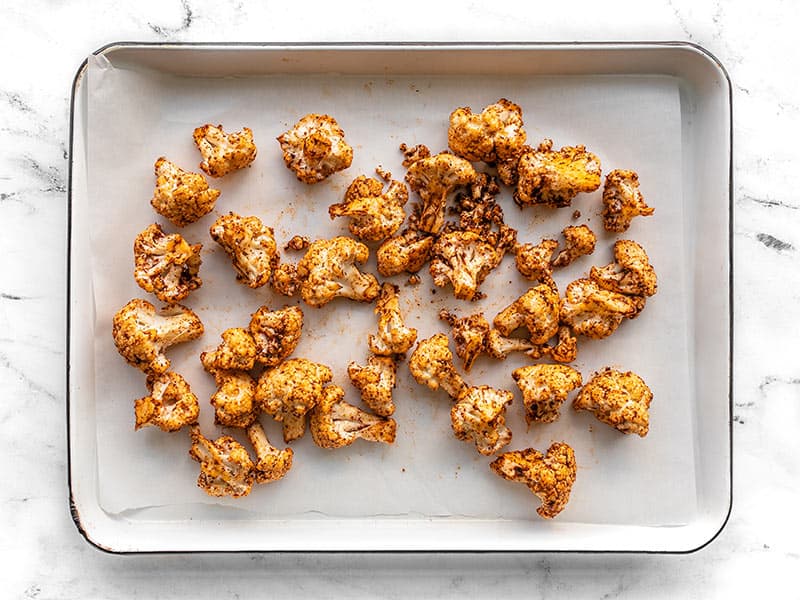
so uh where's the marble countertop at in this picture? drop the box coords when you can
[1,0,797,597]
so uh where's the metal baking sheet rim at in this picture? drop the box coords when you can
[66,41,733,554]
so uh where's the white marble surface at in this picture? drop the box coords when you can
[1,0,798,597]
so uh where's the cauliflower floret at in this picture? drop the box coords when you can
[493,285,560,344]
[485,328,537,360]
[408,333,467,399]
[193,124,257,178]
[200,328,257,372]
[310,385,397,449]
[450,174,518,253]
[133,223,202,304]
[151,157,221,227]
[296,236,380,308]
[246,421,293,484]
[249,305,304,367]
[552,225,597,268]
[404,151,477,234]
[560,278,639,339]
[368,283,418,356]
[210,213,278,288]
[547,325,579,363]
[284,235,311,251]
[208,369,259,429]
[134,371,199,432]
[189,425,255,498]
[399,142,431,167]
[490,442,577,519]
[448,98,527,164]
[112,299,204,374]
[512,364,582,425]
[573,368,653,437]
[328,173,408,242]
[255,358,333,442]
[439,309,490,372]
[515,239,558,284]
[271,262,300,297]
[514,139,601,208]
[602,169,654,233]
[277,114,353,184]
[429,231,505,301]
[590,240,658,297]
[376,229,435,277]
[347,355,397,417]
[450,385,513,456]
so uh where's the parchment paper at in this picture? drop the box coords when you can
[87,55,695,525]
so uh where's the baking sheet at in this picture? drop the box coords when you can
[86,54,696,526]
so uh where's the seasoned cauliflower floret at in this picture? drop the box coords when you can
[513,364,582,425]
[189,425,254,498]
[277,114,353,184]
[296,236,380,308]
[206,368,259,429]
[112,299,203,374]
[573,368,653,437]
[450,385,513,456]
[151,157,221,227]
[369,283,418,356]
[284,235,311,251]
[193,124,257,178]
[400,142,431,167]
[490,442,577,519]
[310,385,397,449]
[210,213,278,288]
[590,240,658,297]
[439,310,490,372]
[249,305,304,366]
[602,169,654,233]
[200,328,257,372]
[376,229,435,277]
[246,421,293,484]
[133,223,202,304]
[485,328,537,360]
[329,173,408,242]
[271,262,300,297]
[134,371,199,432]
[404,151,477,234]
[552,225,597,268]
[448,98,527,164]
[408,333,467,399]
[429,231,505,301]
[514,139,601,208]
[348,355,397,417]
[493,285,560,344]
[547,325,579,364]
[515,238,558,284]
[560,278,639,339]
[255,358,333,442]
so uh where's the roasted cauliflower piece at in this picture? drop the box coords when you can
[112,299,204,374]
[277,114,353,184]
[189,425,255,498]
[249,305,304,367]
[602,169,654,233]
[329,174,408,242]
[404,151,477,234]
[560,278,639,339]
[547,325,579,364]
[310,385,397,449]
[208,369,259,429]
[376,229,435,277]
[515,238,558,284]
[513,364,582,425]
[210,213,278,289]
[134,371,199,432]
[151,157,221,227]
[485,328,537,360]
[246,421,293,483]
[348,355,397,417]
[408,333,467,399]
[439,310,490,372]
[271,262,300,297]
[429,231,505,301]
[493,285,560,344]
[200,328,257,372]
[284,235,311,251]
[255,358,333,442]
[552,225,597,268]
[450,385,513,456]
[296,236,380,308]
[514,139,601,208]
[400,142,431,167]
[448,98,527,164]
[193,124,257,178]
[133,223,202,304]
[368,283,418,356]
[573,368,653,437]
[490,442,577,519]
[590,240,658,297]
